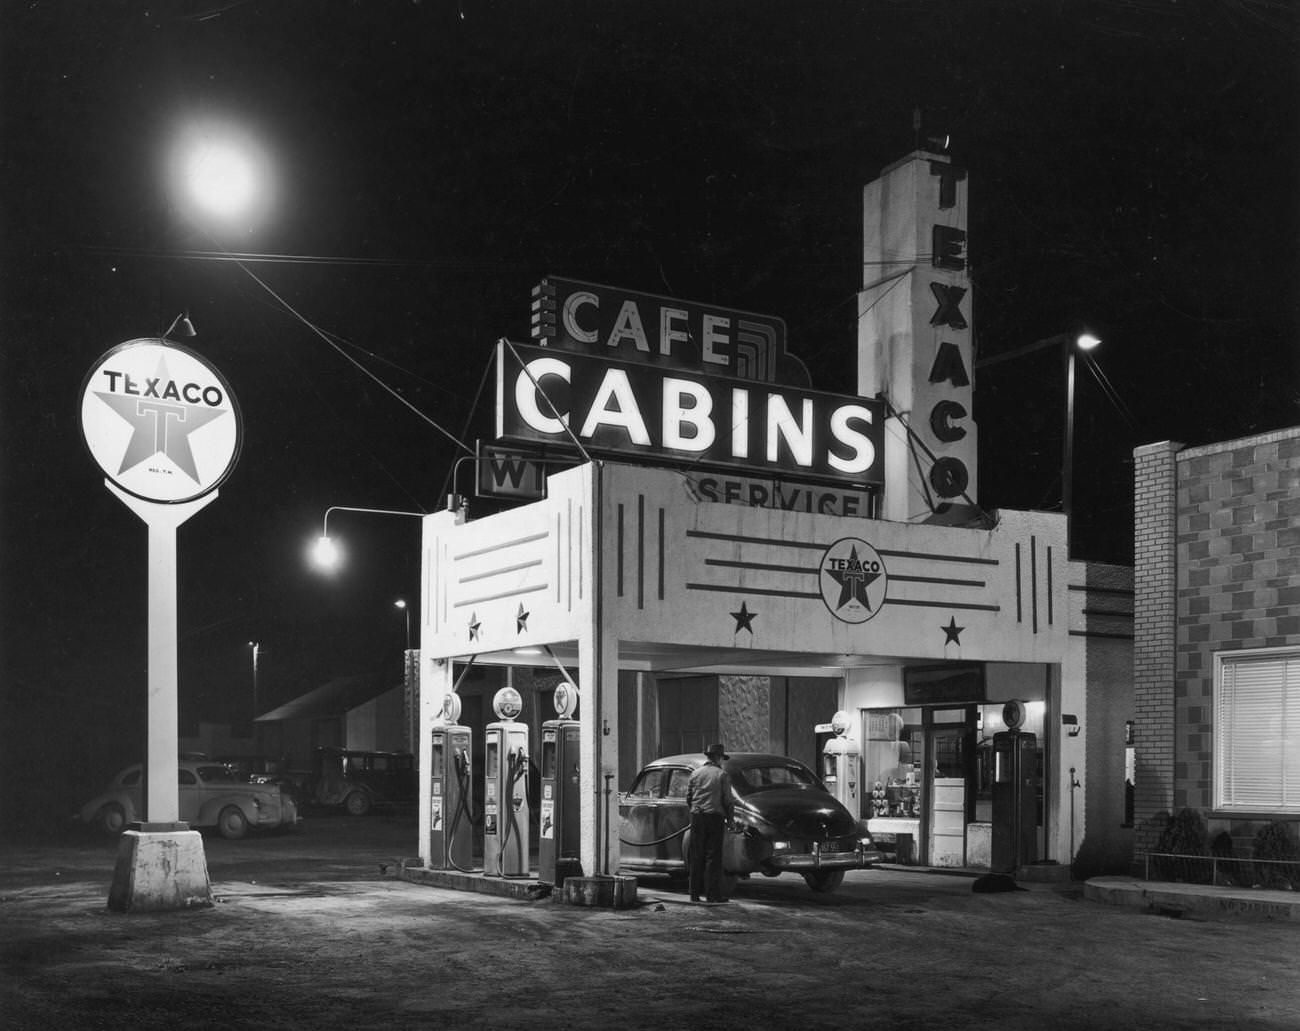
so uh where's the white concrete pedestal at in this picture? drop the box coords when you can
[107,828,213,912]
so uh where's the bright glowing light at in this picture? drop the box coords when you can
[165,116,276,235]
[312,535,340,570]
[187,141,258,218]
[1076,333,1102,351]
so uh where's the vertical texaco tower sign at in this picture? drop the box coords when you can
[80,339,241,503]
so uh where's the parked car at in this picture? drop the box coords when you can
[305,747,417,816]
[76,760,301,839]
[618,752,883,893]
[213,754,309,800]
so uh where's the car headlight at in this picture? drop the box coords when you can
[772,840,791,851]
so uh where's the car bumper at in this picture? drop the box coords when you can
[766,847,886,871]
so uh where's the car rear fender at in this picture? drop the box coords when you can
[722,825,768,874]
[195,794,263,828]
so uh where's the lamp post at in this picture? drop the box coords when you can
[975,331,1101,548]
[394,599,411,651]
[248,641,260,723]
[1061,334,1102,525]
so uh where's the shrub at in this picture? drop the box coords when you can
[1209,831,1248,887]
[1152,808,1211,883]
[1252,822,1300,890]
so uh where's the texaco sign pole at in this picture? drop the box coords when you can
[80,336,242,912]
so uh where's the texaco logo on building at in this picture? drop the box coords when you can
[80,339,241,504]
[818,536,888,623]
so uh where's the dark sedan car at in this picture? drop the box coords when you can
[617,752,883,893]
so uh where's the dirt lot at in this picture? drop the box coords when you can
[2,813,1298,1030]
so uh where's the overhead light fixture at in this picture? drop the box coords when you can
[163,313,196,339]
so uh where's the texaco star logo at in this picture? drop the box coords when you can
[818,537,888,623]
[80,339,241,503]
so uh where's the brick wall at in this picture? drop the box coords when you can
[1174,429,1300,847]
[1132,441,1181,853]
[1134,428,1300,856]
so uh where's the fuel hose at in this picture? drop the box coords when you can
[447,750,481,873]
[496,748,529,876]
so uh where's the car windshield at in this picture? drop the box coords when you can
[728,762,819,795]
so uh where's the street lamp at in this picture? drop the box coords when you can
[248,641,260,723]
[394,599,411,651]
[310,505,426,572]
[975,331,1102,546]
[1062,333,1101,526]
[164,116,277,237]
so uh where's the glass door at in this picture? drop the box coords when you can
[925,707,976,867]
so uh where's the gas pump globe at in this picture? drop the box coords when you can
[822,709,862,816]
[429,691,474,871]
[484,687,530,878]
[539,682,581,886]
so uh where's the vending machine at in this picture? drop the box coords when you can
[992,701,1038,873]
[484,687,530,878]
[429,691,475,871]
[821,709,861,815]
[538,681,581,886]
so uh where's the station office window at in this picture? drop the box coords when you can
[1214,648,1300,813]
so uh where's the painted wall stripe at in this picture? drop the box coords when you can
[454,581,551,607]
[455,531,547,561]
[457,558,543,584]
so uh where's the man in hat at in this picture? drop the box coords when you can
[686,743,735,902]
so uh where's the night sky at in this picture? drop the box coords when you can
[2,1,1297,828]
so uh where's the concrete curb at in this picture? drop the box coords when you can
[398,861,553,901]
[1085,876,1300,921]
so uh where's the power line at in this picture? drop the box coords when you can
[232,258,475,457]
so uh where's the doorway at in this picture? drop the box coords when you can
[924,707,976,867]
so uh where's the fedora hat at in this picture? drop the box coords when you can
[704,743,729,760]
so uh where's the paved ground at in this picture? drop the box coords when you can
[3,814,1298,1030]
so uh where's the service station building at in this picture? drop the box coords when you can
[412,149,1134,888]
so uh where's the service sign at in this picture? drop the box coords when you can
[496,341,884,486]
[80,339,241,503]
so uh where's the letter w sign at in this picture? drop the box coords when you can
[476,444,547,501]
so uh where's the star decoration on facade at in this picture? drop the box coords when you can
[827,545,881,611]
[942,616,965,645]
[731,601,756,634]
[516,603,529,634]
[94,356,227,483]
[468,612,481,642]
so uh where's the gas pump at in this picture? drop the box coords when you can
[538,681,581,886]
[429,691,475,871]
[821,709,861,815]
[991,700,1038,873]
[484,687,530,878]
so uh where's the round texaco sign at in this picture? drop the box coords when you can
[818,536,888,623]
[80,339,241,503]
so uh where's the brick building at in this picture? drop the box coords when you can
[1132,428,1300,860]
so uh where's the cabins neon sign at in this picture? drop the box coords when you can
[495,341,884,485]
